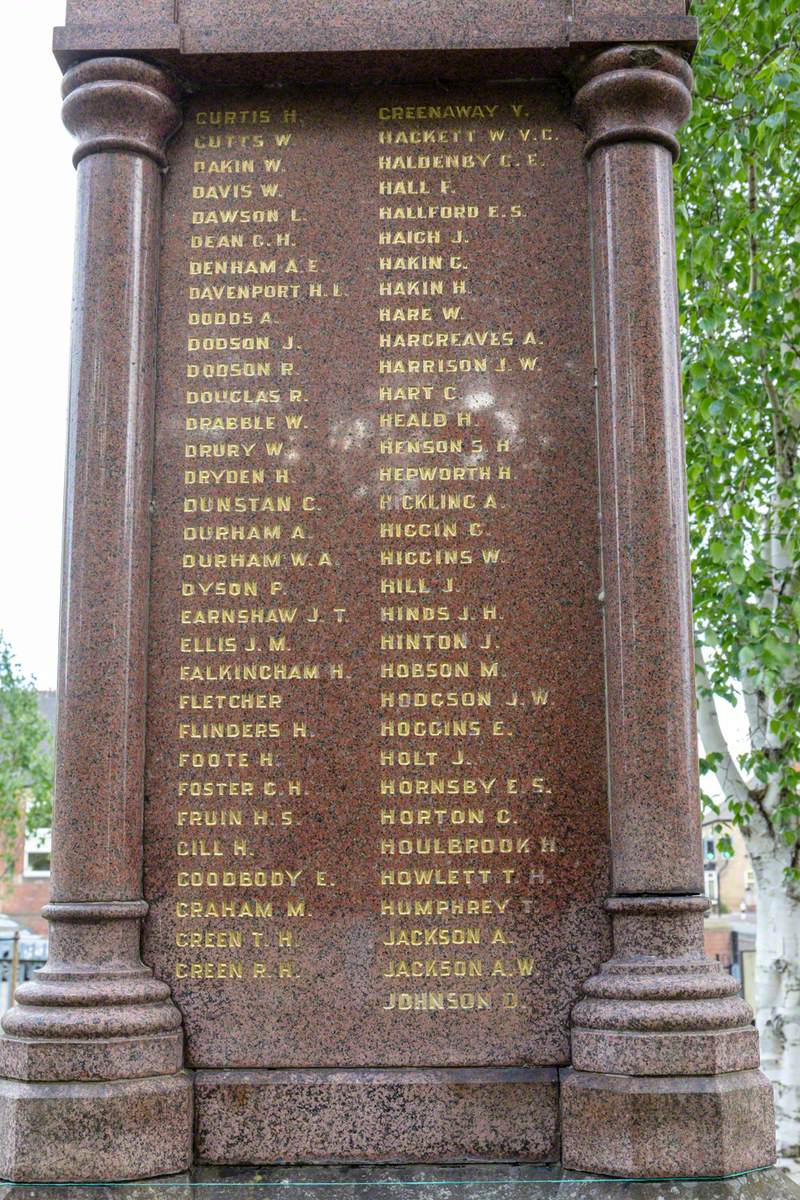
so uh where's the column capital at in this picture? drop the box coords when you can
[62,56,182,168]
[573,44,693,160]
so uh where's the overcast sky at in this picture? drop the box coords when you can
[1,3,75,689]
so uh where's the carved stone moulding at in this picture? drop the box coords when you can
[0,55,191,1184]
[562,45,776,1178]
[563,899,775,1175]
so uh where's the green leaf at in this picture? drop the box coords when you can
[679,0,800,893]
[0,634,54,874]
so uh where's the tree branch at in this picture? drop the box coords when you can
[695,646,755,815]
[741,684,766,751]
[748,160,758,297]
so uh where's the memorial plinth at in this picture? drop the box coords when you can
[0,0,778,1184]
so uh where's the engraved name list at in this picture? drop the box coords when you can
[142,87,610,1070]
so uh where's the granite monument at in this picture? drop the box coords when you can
[0,0,779,1184]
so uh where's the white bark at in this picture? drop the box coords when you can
[695,648,754,813]
[696,651,799,1165]
[752,833,800,1160]
[740,679,766,752]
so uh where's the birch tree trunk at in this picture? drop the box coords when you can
[751,830,800,1163]
[697,671,800,1169]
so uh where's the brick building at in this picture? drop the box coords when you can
[0,691,55,936]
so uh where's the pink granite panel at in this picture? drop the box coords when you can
[177,0,567,53]
[574,0,689,14]
[142,83,610,1071]
[194,1067,558,1163]
[65,0,174,19]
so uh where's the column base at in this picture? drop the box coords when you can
[0,900,192,1181]
[565,897,776,1177]
[0,1070,193,1182]
[0,1030,184,1081]
[561,1068,776,1178]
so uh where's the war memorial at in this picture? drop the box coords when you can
[0,0,792,1191]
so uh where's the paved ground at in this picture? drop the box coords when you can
[1,1164,799,1200]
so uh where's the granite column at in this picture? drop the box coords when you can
[561,45,776,1178]
[0,57,192,1183]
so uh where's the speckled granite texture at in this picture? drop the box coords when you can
[3,0,773,1183]
[561,1071,778,1179]
[144,81,609,1074]
[53,0,698,84]
[0,1073,192,1184]
[0,57,191,1185]
[561,45,774,1177]
[573,48,700,896]
[194,1068,558,1164]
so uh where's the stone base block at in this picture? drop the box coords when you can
[0,1030,184,1082]
[0,1071,193,1182]
[195,1067,558,1164]
[561,1068,776,1178]
[571,1026,761,1076]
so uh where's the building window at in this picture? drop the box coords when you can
[23,828,51,878]
[704,867,719,902]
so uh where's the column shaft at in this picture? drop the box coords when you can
[590,137,702,896]
[561,45,775,1179]
[54,149,160,902]
[0,57,192,1184]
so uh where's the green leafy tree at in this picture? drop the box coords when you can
[0,633,53,879]
[676,0,800,1161]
